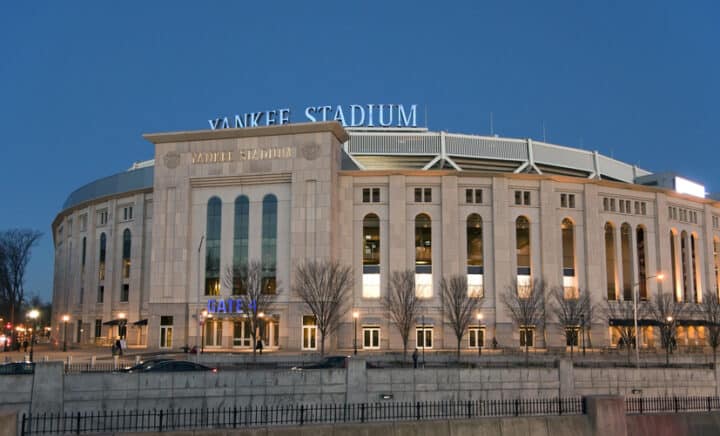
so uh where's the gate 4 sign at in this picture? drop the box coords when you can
[206,298,257,314]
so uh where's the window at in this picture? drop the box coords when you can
[302,315,317,350]
[465,189,482,204]
[469,327,485,348]
[233,320,252,347]
[516,216,531,283]
[671,231,680,302]
[605,223,617,300]
[415,214,432,298]
[619,200,625,214]
[519,327,534,347]
[205,197,222,296]
[681,231,690,302]
[636,227,647,300]
[416,326,433,349]
[120,284,129,302]
[98,233,106,281]
[713,216,719,229]
[603,198,609,211]
[232,196,250,295]
[691,234,700,302]
[414,187,432,203]
[363,214,380,299]
[79,214,87,232]
[514,190,531,206]
[714,238,720,295]
[204,319,222,347]
[160,316,173,349]
[561,219,576,297]
[565,327,579,347]
[81,237,87,273]
[560,193,575,208]
[363,326,380,349]
[97,286,104,303]
[122,206,134,221]
[98,210,109,226]
[621,223,633,301]
[122,229,131,279]
[261,194,278,294]
[610,199,616,212]
[641,202,647,215]
[467,214,484,297]
[94,319,102,338]
[67,219,73,236]
[362,188,381,203]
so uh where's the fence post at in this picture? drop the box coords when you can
[514,398,519,416]
[20,414,25,436]
[361,403,365,423]
[233,406,237,428]
[416,402,421,420]
[674,396,679,413]
[558,397,563,415]
[467,400,471,419]
[76,411,81,435]
[159,410,164,433]
[299,405,304,426]
[708,396,712,412]
[640,397,643,415]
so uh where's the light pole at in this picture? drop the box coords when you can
[476,312,483,356]
[117,312,126,340]
[580,314,586,357]
[353,311,359,355]
[28,309,39,362]
[421,313,426,368]
[632,273,664,369]
[200,309,208,354]
[62,315,70,352]
[664,315,674,367]
[196,235,204,354]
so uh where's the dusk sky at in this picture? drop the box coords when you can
[1,1,718,302]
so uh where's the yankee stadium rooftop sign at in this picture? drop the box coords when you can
[208,103,418,130]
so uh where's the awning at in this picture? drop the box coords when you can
[609,318,709,327]
[103,319,127,326]
[133,319,148,326]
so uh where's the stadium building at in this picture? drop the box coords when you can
[50,118,720,353]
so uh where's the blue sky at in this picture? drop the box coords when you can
[1,1,718,302]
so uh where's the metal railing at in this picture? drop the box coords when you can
[626,396,720,414]
[21,397,584,435]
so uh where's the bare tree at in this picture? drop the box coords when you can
[605,299,651,363]
[441,275,480,361]
[700,290,720,365]
[383,270,420,363]
[221,260,278,358]
[649,292,686,366]
[500,278,547,365]
[550,287,591,360]
[293,260,353,356]
[0,229,43,333]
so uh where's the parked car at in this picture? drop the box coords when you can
[292,355,352,370]
[0,362,35,375]
[122,359,217,373]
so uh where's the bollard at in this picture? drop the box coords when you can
[90,356,96,368]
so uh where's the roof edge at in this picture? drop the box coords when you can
[143,121,349,144]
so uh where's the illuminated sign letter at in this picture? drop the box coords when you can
[207,299,217,313]
[350,105,365,126]
[398,104,417,127]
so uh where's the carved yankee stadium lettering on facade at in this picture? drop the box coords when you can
[191,147,294,165]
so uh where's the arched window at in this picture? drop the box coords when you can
[122,229,131,279]
[81,236,87,273]
[605,223,617,300]
[714,237,720,296]
[561,218,576,298]
[516,216,531,286]
[636,226,647,300]
[98,233,106,281]
[691,234,700,302]
[681,231,689,302]
[362,214,380,298]
[261,194,278,294]
[415,213,432,298]
[205,197,222,296]
[232,196,250,295]
[670,230,680,301]
[467,214,483,297]
[621,223,633,300]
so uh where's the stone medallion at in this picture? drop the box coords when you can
[300,143,320,161]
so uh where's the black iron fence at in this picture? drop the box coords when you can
[21,397,584,435]
[626,396,720,414]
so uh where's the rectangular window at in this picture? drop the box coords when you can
[122,206,134,221]
[465,189,483,204]
[362,188,371,203]
[160,316,173,349]
[475,189,482,204]
[362,273,381,299]
[625,200,631,214]
[568,194,575,208]
[469,327,485,348]
[363,326,380,349]
[416,327,433,349]
[610,199,616,212]
[523,191,530,205]
[97,286,104,303]
[302,315,317,350]
[98,210,108,226]
[423,188,432,202]
[634,201,640,215]
[466,189,474,203]
[565,327,579,347]
[415,273,433,298]
[561,194,567,208]
[619,200,625,213]
[515,191,522,205]
[67,219,73,236]
[79,214,88,232]
[603,198,609,211]
[414,188,422,203]
[372,188,380,203]
[641,202,647,215]
[120,284,129,302]
[94,319,102,338]
[519,327,534,347]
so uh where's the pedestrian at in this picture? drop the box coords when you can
[256,338,264,355]
[412,348,419,368]
[491,337,498,349]
[111,342,117,356]
[22,340,28,353]
[115,339,123,356]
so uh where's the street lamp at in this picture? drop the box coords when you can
[117,313,126,340]
[27,309,39,362]
[62,315,70,352]
[200,309,208,354]
[664,315,674,367]
[476,313,483,356]
[632,273,664,369]
[580,314,586,356]
[353,311,359,355]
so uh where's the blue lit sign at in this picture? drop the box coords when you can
[207,298,256,314]
[208,104,418,130]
